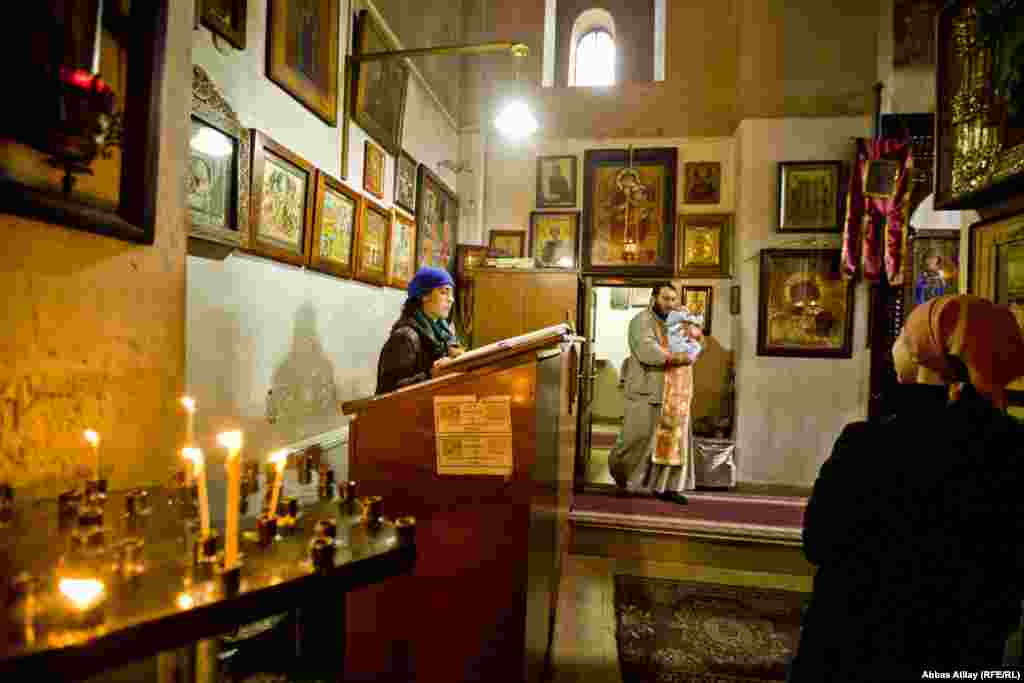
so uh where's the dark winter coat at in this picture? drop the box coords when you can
[375,313,451,395]
[789,383,1024,682]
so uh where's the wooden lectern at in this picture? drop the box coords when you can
[341,324,579,683]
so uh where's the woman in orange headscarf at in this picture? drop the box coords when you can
[789,295,1024,682]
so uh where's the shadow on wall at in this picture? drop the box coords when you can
[266,301,338,441]
[192,306,246,444]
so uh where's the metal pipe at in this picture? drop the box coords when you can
[350,41,528,62]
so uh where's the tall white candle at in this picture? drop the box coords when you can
[181,397,196,446]
[217,431,243,569]
[83,430,100,480]
[267,450,288,519]
[183,447,210,537]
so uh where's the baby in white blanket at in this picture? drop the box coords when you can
[665,307,704,362]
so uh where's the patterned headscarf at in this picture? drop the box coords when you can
[893,294,1024,407]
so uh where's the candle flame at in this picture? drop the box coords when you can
[176,593,195,610]
[268,449,288,470]
[59,578,105,610]
[182,447,204,472]
[217,430,243,453]
[83,430,100,447]
[181,396,196,412]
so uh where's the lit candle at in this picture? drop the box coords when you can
[83,430,100,480]
[181,397,196,446]
[217,430,243,569]
[59,577,106,624]
[182,447,210,538]
[267,450,288,519]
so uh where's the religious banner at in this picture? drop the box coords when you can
[840,138,915,284]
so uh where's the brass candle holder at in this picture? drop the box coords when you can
[337,480,357,516]
[394,516,417,545]
[115,538,146,579]
[0,483,13,526]
[256,513,277,547]
[192,529,221,571]
[359,496,383,531]
[309,537,335,573]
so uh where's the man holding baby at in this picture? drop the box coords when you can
[607,283,703,504]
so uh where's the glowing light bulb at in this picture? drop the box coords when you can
[495,101,538,141]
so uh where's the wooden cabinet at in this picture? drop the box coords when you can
[472,269,578,347]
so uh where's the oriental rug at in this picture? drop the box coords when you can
[613,575,806,683]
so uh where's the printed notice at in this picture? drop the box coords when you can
[433,395,514,475]
[436,435,514,476]
[433,395,511,434]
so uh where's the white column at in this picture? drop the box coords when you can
[543,0,556,87]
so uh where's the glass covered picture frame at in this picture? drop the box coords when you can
[536,155,578,208]
[248,129,316,267]
[488,230,527,258]
[777,161,843,233]
[757,249,855,358]
[352,9,409,155]
[188,66,249,249]
[968,213,1024,398]
[415,164,458,272]
[934,0,1024,211]
[308,169,359,279]
[581,148,677,276]
[0,1,169,245]
[266,0,339,125]
[677,213,732,278]
[198,0,247,49]
[394,150,417,215]
[904,227,960,314]
[529,211,580,269]
[355,198,392,287]
[388,210,416,290]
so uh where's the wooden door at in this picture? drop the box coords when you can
[574,277,596,485]
[473,271,526,347]
[523,272,577,333]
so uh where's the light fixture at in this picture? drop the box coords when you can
[494,44,538,141]
[494,101,538,141]
[349,40,537,141]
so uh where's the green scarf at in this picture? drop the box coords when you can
[414,309,457,350]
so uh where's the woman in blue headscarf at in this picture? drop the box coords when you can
[376,267,465,394]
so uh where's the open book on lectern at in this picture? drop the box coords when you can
[436,323,575,375]
[340,324,577,416]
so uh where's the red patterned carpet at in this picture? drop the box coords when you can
[614,575,806,682]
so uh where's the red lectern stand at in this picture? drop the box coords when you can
[340,324,578,683]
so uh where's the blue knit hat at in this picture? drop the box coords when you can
[408,266,455,300]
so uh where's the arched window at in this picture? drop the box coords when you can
[568,8,616,87]
[574,30,615,87]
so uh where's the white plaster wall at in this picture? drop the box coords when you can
[734,116,873,487]
[876,0,935,114]
[188,0,459,464]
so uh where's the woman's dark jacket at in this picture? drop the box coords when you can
[375,313,452,395]
[789,384,1024,682]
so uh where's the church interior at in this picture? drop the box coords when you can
[3,0,1023,681]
